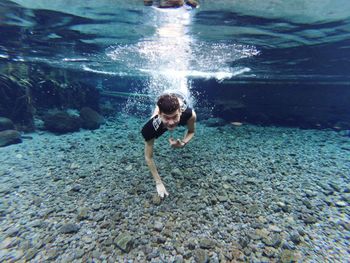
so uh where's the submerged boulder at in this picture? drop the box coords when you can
[79,107,105,130]
[0,75,34,131]
[0,117,15,131]
[0,130,22,147]
[44,111,81,134]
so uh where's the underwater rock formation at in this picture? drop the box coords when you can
[0,64,101,132]
[32,79,100,112]
[0,75,35,131]
[0,117,15,131]
[0,130,21,147]
[79,107,105,130]
[43,111,82,134]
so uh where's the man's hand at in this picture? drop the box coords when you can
[156,182,169,198]
[169,137,185,148]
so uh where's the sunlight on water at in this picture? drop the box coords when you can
[105,6,259,112]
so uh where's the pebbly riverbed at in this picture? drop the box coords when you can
[0,114,349,262]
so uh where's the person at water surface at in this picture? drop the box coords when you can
[141,93,196,198]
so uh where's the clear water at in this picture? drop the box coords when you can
[1,1,350,262]
[2,0,350,80]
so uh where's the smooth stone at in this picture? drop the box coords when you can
[0,130,21,147]
[46,248,59,260]
[92,250,101,259]
[79,107,105,130]
[268,225,282,232]
[329,183,341,192]
[255,229,269,239]
[6,227,20,237]
[77,207,89,221]
[303,215,317,224]
[186,239,196,250]
[302,200,312,209]
[199,238,216,249]
[171,168,182,177]
[25,249,38,261]
[154,221,164,232]
[194,249,209,263]
[279,249,301,263]
[43,111,81,134]
[289,232,301,244]
[29,220,43,228]
[1,237,18,249]
[217,195,228,202]
[70,185,81,192]
[152,194,162,205]
[231,247,245,261]
[262,235,282,248]
[114,233,134,253]
[70,163,80,170]
[156,237,166,244]
[263,246,277,258]
[339,221,350,231]
[0,117,15,131]
[59,223,80,234]
[74,249,85,259]
[335,201,347,207]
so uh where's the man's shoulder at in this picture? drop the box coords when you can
[141,116,166,141]
[179,107,194,125]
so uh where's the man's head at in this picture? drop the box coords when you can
[157,94,181,130]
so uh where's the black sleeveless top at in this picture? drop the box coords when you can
[141,107,193,141]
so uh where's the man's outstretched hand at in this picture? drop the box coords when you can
[169,137,185,148]
[156,182,169,198]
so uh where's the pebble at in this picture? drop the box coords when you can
[151,194,162,205]
[6,227,20,237]
[279,249,301,263]
[75,249,85,259]
[114,233,134,253]
[289,232,301,244]
[335,201,347,207]
[59,223,80,234]
[303,215,317,224]
[194,249,209,263]
[268,225,282,233]
[0,117,349,262]
[154,221,164,232]
[199,238,216,249]
[70,185,81,192]
[46,248,59,260]
[25,249,38,261]
[77,207,89,220]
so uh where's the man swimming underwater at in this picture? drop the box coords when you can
[141,93,196,198]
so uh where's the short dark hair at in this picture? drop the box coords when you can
[157,94,180,114]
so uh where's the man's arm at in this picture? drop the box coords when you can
[182,110,196,144]
[169,110,197,148]
[144,139,169,198]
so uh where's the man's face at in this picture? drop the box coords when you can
[159,109,181,131]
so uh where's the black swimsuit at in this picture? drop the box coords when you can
[141,107,193,141]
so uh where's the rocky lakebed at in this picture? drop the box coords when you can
[0,114,349,262]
